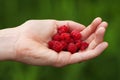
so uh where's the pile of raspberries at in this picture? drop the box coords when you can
[48,25,89,53]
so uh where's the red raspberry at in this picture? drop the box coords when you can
[69,38,74,43]
[80,42,89,50]
[52,41,63,52]
[75,40,82,49]
[48,40,54,49]
[58,25,69,34]
[71,30,82,40]
[61,41,68,50]
[52,33,61,41]
[67,43,77,53]
[60,33,71,42]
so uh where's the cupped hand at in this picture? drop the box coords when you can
[14,17,108,67]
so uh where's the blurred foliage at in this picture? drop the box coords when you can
[0,0,120,80]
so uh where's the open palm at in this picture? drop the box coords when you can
[15,17,108,67]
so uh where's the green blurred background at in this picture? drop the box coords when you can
[0,0,119,80]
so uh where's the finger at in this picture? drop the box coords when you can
[55,20,86,31]
[97,21,108,29]
[87,27,106,50]
[92,42,108,57]
[85,21,108,43]
[81,17,102,40]
[68,42,108,64]
[85,33,95,43]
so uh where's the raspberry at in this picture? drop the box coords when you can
[61,41,68,50]
[48,40,54,49]
[60,33,71,42]
[58,25,69,34]
[71,30,82,40]
[70,38,74,43]
[67,43,77,53]
[52,41,63,52]
[52,33,61,41]
[80,42,89,50]
[75,40,82,49]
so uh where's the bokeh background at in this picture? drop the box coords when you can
[0,0,120,80]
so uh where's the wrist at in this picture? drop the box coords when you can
[0,27,20,61]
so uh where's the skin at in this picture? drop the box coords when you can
[0,17,108,67]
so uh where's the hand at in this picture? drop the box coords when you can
[12,18,108,67]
